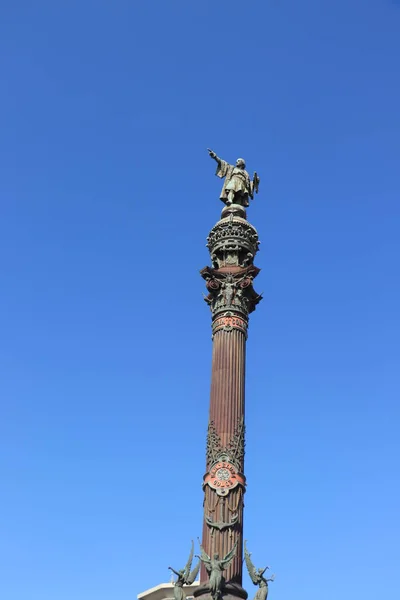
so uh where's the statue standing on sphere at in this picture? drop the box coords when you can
[244,541,275,600]
[208,149,260,207]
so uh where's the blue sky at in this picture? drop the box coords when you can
[1,1,399,599]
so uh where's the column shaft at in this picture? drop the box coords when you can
[200,328,246,585]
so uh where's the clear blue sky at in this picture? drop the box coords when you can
[1,1,399,599]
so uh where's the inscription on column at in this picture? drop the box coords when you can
[212,312,248,336]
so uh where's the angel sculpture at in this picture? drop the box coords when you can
[197,539,238,600]
[244,541,275,600]
[168,541,200,600]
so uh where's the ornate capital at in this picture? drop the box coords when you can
[201,266,262,320]
[202,212,262,328]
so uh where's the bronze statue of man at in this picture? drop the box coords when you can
[208,149,260,208]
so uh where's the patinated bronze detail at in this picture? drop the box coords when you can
[201,266,262,319]
[206,418,245,471]
[206,421,223,468]
[197,540,238,600]
[205,495,239,532]
[244,541,275,600]
[169,541,201,600]
[226,417,245,470]
[204,488,244,533]
[207,149,260,208]
[207,216,260,270]
[203,418,246,537]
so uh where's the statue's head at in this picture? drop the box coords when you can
[236,158,246,169]
[213,553,219,560]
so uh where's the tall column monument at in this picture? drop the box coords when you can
[167,150,273,600]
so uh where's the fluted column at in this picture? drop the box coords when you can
[195,205,262,600]
[201,328,246,585]
[210,329,246,446]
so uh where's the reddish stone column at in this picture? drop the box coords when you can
[200,327,246,586]
[195,205,262,600]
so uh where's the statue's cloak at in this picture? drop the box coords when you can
[216,160,251,206]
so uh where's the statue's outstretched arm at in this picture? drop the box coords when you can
[207,148,221,164]
[195,554,211,571]
[168,567,181,577]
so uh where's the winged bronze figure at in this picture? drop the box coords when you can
[168,541,200,600]
[244,541,275,600]
[197,539,238,600]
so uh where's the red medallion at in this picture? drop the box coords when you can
[203,460,245,496]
